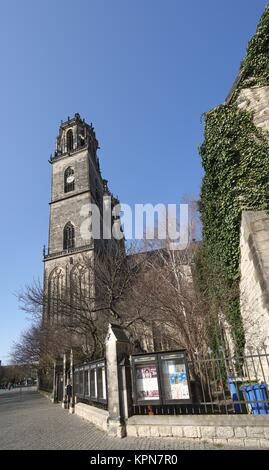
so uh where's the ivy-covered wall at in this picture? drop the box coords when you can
[197,5,269,353]
[232,4,269,98]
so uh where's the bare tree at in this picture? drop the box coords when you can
[14,198,214,364]
[13,241,151,362]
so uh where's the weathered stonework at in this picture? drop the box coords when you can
[126,415,269,449]
[75,403,108,431]
[240,210,269,359]
[237,85,269,131]
[234,426,247,438]
[43,114,112,325]
[236,85,269,356]
[158,426,173,437]
[216,426,234,438]
[183,426,201,438]
[246,426,266,438]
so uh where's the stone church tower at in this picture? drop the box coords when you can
[43,113,116,323]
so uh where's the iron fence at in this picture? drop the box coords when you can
[132,347,269,416]
[74,358,107,409]
[38,373,53,393]
[40,347,269,416]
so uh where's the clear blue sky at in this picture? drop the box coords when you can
[0,0,267,364]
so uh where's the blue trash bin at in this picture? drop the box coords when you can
[240,383,269,415]
[252,384,269,415]
[227,377,245,413]
[239,384,254,414]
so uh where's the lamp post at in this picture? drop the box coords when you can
[62,353,66,408]
[69,349,75,414]
[52,360,57,403]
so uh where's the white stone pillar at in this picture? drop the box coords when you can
[105,323,131,438]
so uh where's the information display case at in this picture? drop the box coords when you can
[159,351,191,404]
[131,350,191,406]
[131,354,161,405]
[74,359,107,404]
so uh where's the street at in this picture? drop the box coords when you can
[0,388,221,450]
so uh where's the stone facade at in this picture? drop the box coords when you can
[236,85,269,355]
[49,192,93,254]
[240,210,269,348]
[240,211,269,371]
[237,85,269,131]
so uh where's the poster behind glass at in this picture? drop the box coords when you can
[162,359,190,401]
[135,365,159,401]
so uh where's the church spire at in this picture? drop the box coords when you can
[52,113,99,163]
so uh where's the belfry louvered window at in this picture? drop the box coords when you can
[66,129,73,152]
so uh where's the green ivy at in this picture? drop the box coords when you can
[196,5,269,353]
[198,67,269,353]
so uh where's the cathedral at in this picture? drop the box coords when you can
[43,113,197,356]
[43,113,119,326]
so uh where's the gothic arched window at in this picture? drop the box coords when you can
[48,267,64,323]
[66,129,73,152]
[70,264,89,311]
[64,167,75,193]
[63,222,75,250]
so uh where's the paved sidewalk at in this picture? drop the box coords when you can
[0,388,225,450]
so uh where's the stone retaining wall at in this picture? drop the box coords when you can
[39,389,269,448]
[75,403,108,432]
[127,415,269,449]
[38,389,53,401]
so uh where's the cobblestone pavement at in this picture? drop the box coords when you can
[0,388,227,450]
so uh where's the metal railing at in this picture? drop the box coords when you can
[74,358,107,409]
[38,375,53,393]
[44,243,93,260]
